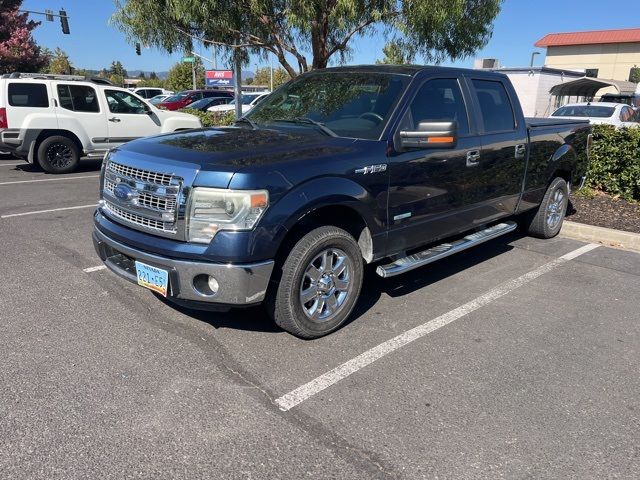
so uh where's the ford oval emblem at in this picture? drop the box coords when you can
[113,183,134,201]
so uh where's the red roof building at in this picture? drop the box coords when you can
[534,28,640,82]
[535,28,640,48]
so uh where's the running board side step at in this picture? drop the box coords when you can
[376,221,518,278]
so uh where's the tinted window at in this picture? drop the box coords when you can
[8,83,48,107]
[140,89,162,99]
[405,78,469,135]
[57,84,100,112]
[552,105,615,118]
[104,90,147,114]
[247,72,409,140]
[620,106,633,122]
[472,79,515,132]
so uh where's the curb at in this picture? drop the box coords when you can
[560,220,640,252]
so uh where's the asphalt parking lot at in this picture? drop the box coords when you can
[1,156,639,479]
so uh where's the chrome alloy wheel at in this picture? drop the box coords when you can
[546,187,567,229]
[299,248,352,322]
[46,143,73,168]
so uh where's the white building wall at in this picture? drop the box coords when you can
[499,69,584,117]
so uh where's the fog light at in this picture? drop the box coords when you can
[193,274,219,297]
[207,276,219,294]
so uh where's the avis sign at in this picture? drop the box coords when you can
[206,70,233,87]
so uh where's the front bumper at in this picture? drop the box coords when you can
[93,227,274,308]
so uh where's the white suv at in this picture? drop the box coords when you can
[0,73,201,173]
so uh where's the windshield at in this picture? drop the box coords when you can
[185,98,210,109]
[553,105,615,118]
[164,93,188,103]
[246,72,409,139]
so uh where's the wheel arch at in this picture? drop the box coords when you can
[34,129,84,159]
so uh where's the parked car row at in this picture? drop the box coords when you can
[0,73,201,173]
[551,102,639,128]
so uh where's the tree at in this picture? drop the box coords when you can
[149,71,158,80]
[165,59,205,92]
[111,0,503,78]
[110,60,127,78]
[44,47,73,74]
[630,66,640,84]
[138,71,146,79]
[136,77,166,88]
[253,66,290,89]
[376,40,415,65]
[0,0,48,74]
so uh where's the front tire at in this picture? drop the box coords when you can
[524,177,569,238]
[37,136,80,174]
[267,226,364,339]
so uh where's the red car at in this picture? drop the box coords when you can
[158,89,234,111]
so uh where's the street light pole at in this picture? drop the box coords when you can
[530,51,541,68]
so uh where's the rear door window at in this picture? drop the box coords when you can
[471,79,515,133]
[57,84,100,113]
[8,83,49,107]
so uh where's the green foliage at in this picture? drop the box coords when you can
[587,124,640,201]
[110,60,127,78]
[178,108,235,127]
[376,40,415,65]
[253,67,290,88]
[629,67,640,84]
[166,59,205,92]
[43,47,73,74]
[136,77,166,88]
[111,0,503,77]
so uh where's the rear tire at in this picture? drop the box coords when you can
[37,136,80,174]
[524,177,569,239]
[266,226,364,339]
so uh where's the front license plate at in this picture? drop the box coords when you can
[134,261,169,297]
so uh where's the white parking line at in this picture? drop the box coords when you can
[0,175,99,186]
[1,204,96,218]
[83,265,106,273]
[275,243,601,411]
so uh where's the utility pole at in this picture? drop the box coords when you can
[191,60,196,90]
[233,48,242,118]
[530,51,540,68]
[270,55,273,91]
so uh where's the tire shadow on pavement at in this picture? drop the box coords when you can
[155,232,520,335]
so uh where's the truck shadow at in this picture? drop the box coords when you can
[13,158,103,173]
[166,232,521,335]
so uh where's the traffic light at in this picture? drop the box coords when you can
[135,43,141,55]
[59,10,70,34]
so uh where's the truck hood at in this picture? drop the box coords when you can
[112,126,357,188]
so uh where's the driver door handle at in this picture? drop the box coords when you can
[466,150,480,167]
[108,117,121,123]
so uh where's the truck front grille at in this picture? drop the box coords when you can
[107,161,174,186]
[101,159,184,238]
[103,201,175,233]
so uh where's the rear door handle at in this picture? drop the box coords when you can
[108,117,121,123]
[466,150,480,167]
[515,144,526,159]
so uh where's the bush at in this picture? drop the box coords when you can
[587,124,640,201]
[178,109,236,128]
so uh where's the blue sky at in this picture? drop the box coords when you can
[21,0,640,74]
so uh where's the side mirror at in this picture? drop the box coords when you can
[399,120,457,149]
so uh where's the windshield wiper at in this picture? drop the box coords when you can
[274,117,337,137]
[235,117,258,129]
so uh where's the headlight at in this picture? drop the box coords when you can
[186,187,269,243]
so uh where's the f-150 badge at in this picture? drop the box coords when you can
[355,164,387,175]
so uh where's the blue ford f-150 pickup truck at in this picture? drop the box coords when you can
[93,65,591,338]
